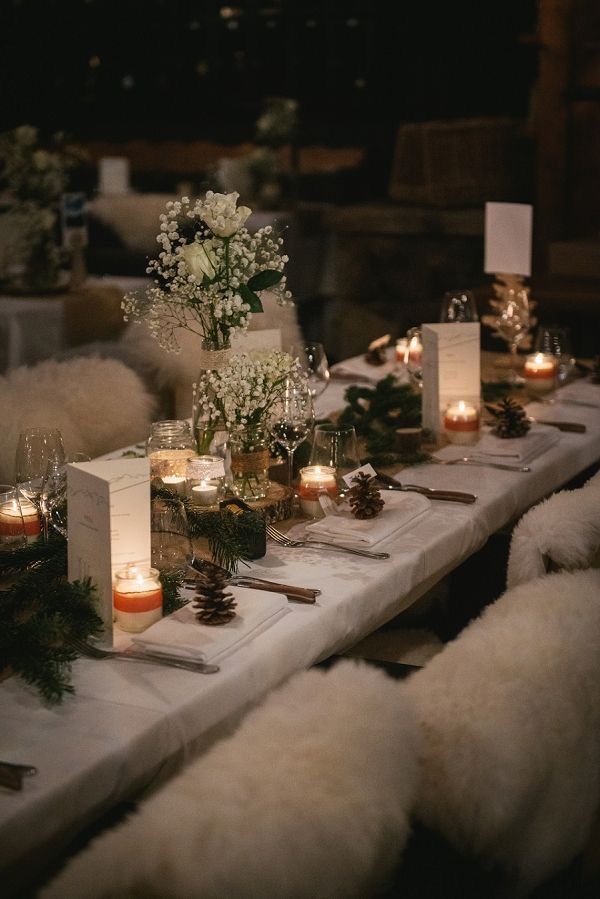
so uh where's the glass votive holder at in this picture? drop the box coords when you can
[395,338,409,364]
[187,455,226,507]
[523,352,557,392]
[443,400,481,446]
[113,564,163,634]
[0,485,39,548]
[298,465,338,518]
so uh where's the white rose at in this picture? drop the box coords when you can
[182,240,218,281]
[201,191,252,237]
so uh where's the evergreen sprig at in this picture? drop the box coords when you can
[151,484,263,572]
[338,376,423,455]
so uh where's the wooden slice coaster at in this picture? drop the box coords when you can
[231,481,295,523]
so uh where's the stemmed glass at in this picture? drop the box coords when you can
[269,377,314,489]
[15,428,65,541]
[491,285,531,385]
[291,342,330,399]
[440,289,479,323]
[42,453,91,537]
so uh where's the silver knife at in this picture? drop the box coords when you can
[0,761,37,791]
[186,555,319,604]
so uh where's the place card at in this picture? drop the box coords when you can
[342,463,377,489]
[67,458,151,646]
[484,201,533,277]
[421,323,481,438]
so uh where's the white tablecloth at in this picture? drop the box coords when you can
[1,376,599,893]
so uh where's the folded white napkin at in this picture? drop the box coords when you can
[304,491,430,548]
[330,352,407,384]
[436,425,560,465]
[132,588,290,663]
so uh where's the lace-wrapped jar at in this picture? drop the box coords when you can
[146,420,196,487]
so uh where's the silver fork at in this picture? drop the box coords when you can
[67,636,220,674]
[265,524,390,559]
[431,458,530,473]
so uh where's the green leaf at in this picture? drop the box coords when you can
[247,269,283,291]
[239,283,264,313]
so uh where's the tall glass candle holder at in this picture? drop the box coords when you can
[0,485,38,548]
[146,420,196,483]
[298,466,338,518]
[523,353,557,392]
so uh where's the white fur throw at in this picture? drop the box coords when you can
[0,356,155,481]
[120,292,304,418]
[507,470,600,588]
[404,568,600,893]
[42,661,421,899]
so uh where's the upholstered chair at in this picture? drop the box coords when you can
[404,567,600,896]
[41,661,421,899]
[0,356,155,481]
[507,469,600,588]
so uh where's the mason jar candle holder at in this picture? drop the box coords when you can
[113,565,163,634]
[443,400,481,446]
[0,485,40,547]
[146,420,196,484]
[523,353,557,392]
[298,465,338,518]
[187,455,226,507]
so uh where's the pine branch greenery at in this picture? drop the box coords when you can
[151,484,263,572]
[338,376,423,455]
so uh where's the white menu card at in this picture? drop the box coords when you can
[422,323,481,437]
[98,157,131,196]
[67,459,151,645]
[484,202,533,277]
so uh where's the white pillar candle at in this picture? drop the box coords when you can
[191,482,219,507]
[523,353,557,392]
[161,475,187,497]
[407,335,423,364]
[443,401,480,446]
[395,338,409,363]
[298,466,338,518]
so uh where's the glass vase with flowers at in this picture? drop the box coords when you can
[122,191,293,452]
[194,350,306,501]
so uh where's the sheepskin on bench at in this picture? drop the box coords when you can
[42,661,421,899]
[405,567,600,894]
[0,356,155,481]
[507,470,600,588]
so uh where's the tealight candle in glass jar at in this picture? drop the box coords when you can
[187,455,226,507]
[298,465,338,518]
[113,565,163,633]
[523,353,557,392]
[443,400,480,446]
[146,420,196,483]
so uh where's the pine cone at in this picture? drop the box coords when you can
[349,472,385,519]
[486,397,531,439]
[193,570,237,626]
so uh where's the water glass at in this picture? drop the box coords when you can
[440,289,479,323]
[291,342,330,399]
[309,423,362,494]
[534,327,575,385]
[151,496,193,577]
[15,428,65,541]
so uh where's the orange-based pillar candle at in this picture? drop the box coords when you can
[113,566,163,633]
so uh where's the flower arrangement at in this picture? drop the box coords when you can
[194,350,302,432]
[0,125,79,291]
[122,191,292,352]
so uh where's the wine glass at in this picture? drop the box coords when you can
[491,286,531,385]
[269,377,314,489]
[440,289,479,323]
[42,452,91,537]
[291,342,330,399]
[405,326,423,389]
[534,326,575,385]
[15,428,65,541]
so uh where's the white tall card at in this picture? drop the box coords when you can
[67,459,151,645]
[484,202,533,277]
[422,323,481,437]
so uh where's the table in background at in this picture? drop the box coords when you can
[1,375,599,897]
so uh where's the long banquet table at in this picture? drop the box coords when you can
[2,369,600,894]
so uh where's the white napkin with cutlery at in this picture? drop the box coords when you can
[132,588,290,663]
[330,352,407,384]
[304,491,430,548]
[436,425,560,465]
